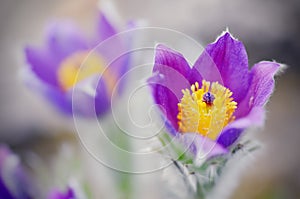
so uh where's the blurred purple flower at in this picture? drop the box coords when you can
[47,187,76,199]
[25,12,132,117]
[0,145,34,199]
[149,31,281,158]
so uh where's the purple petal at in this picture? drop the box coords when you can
[94,76,111,116]
[93,29,131,94]
[96,12,118,42]
[71,75,110,117]
[0,146,15,199]
[191,49,220,85]
[0,178,15,199]
[164,119,180,137]
[46,21,88,61]
[22,68,72,115]
[180,133,228,160]
[113,20,137,82]
[217,128,243,149]
[163,112,227,159]
[235,61,281,118]
[47,187,75,199]
[25,21,89,88]
[154,44,191,79]
[24,56,112,117]
[217,106,265,147]
[94,14,134,95]
[25,46,60,87]
[194,32,250,102]
[148,44,192,129]
[0,145,33,199]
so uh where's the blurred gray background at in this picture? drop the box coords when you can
[0,0,300,198]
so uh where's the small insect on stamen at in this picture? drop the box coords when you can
[232,143,244,154]
[202,92,215,106]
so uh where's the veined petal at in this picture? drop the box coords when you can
[154,44,191,79]
[217,106,265,147]
[191,50,221,85]
[149,44,191,129]
[235,61,281,118]
[194,32,250,102]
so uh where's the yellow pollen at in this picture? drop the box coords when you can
[177,80,237,140]
[57,51,116,92]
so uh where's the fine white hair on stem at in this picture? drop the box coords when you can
[208,142,263,199]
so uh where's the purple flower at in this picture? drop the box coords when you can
[25,12,132,117]
[47,187,76,199]
[148,31,281,158]
[0,145,34,199]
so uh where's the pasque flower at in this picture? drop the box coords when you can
[0,145,34,199]
[25,12,132,117]
[149,31,281,158]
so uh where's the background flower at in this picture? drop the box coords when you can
[0,145,35,199]
[24,11,132,117]
[0,143,87,199]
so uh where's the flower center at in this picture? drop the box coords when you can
[177,80,237,140]
[57,51,116,92]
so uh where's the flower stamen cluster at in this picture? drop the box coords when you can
[177,80,237,140]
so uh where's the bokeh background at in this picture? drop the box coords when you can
[0,0,300,198]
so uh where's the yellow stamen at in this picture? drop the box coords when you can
[177,80,237,140]
[57,51,116,93]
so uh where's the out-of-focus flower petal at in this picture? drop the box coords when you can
[149,44,191,129]
[235,61,281,118]
[95,20,136,95]
[24,11,132,117]
[71,75,110,117]
[194,32,250,102]
[97,12,118,42]
[47,187,75,199]
[0,146,16,199]
[46,22,89,61]
[25,46,60,87]
[22,68,72,114]
[0,145,34,199]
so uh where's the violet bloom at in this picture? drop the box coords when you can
[0,145,34,199]
[47,187,76,199]
[25,12,131,117]
[149,31,281,158]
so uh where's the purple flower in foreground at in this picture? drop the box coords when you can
[25,12,132,117]
[0,145,34,199]
[149,31,281,158]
